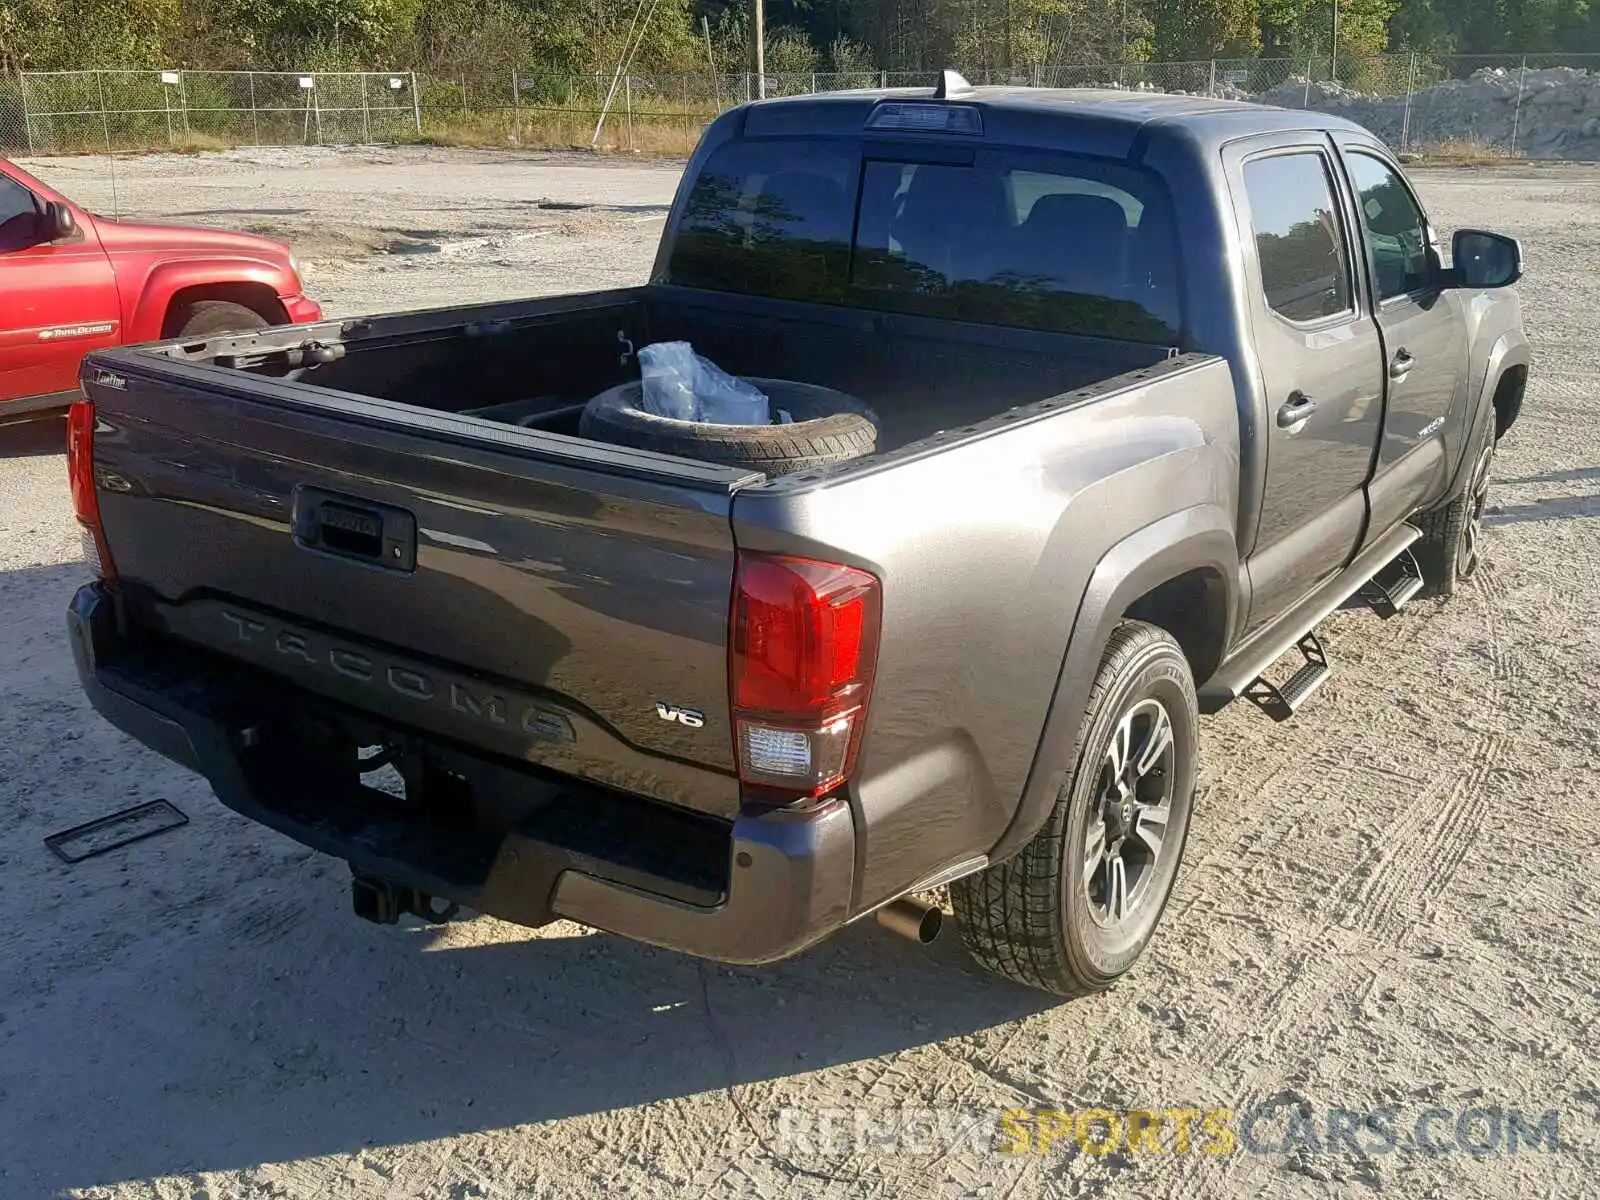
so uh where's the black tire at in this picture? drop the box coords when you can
[1416,416,1495,599]
[169,299,272,338]
[579,377,879,476]
[951,621,1198,997]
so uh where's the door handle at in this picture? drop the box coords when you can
[1277,392,1318,429]
[1390,349,1417,379]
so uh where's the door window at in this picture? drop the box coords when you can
[1345,153,1432,300]
[0,174,43,251]
[1242,153,1354,323]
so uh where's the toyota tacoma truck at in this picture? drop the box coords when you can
[0,156,320,420]
[66,77,1529,997]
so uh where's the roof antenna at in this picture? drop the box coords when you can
[933,70,972,99]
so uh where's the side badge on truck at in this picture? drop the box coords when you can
[655,702,705,729]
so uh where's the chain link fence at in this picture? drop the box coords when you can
[2,70,420,153]
[4,56,1599,159]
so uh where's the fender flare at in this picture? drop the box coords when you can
[126,258,296,342]
[1446,330,1530,498]
[985,504,1240,865]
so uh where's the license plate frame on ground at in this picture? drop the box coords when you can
[44,800,190,864]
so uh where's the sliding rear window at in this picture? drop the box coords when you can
[665,137,1182,344]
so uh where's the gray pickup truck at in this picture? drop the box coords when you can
[67,77,1529,998]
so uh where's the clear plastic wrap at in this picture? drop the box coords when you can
[637,341,771,425]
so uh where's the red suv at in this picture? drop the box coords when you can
[1,157,321,420]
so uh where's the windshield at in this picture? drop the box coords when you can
[665,138,1182,344]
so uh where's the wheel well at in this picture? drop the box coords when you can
[161,283,287,337]
[1123,568,1230,685]
[1492,364,1527,440]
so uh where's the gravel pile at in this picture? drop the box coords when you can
[1259,67,1600,157]
[1109,66,1600,157]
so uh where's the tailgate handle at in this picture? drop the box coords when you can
[292,487,417,572]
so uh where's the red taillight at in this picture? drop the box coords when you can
[730,552,881,799]
[66,399,115,580]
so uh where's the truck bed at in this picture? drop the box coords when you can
[155,285,1172,461]
[81,283,1205,845]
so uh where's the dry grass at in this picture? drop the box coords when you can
[1409,137,1529,166]
[409,108,708,156]
[166,130,234,154]
[10,132,238,157]
[12,108,709,160]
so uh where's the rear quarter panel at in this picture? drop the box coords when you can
[731,354,1241,913]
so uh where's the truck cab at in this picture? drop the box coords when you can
[1195,125,1524,634]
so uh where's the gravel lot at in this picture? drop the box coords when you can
[2,147,1597,1200]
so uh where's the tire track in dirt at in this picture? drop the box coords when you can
[1349,730,1504,943]
[1170,586,1450,929]
[1352,562,1515,942]
[1141,562,1517,1197]
[1184,537,1537,1192]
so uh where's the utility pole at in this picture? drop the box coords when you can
[1121,0,1129,87]
[703,15,723,111]
[1331,0,1340,82]
[751,0,766,100]
[1005,0,1013,75]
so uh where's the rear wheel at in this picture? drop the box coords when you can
[1416,417,1495,599]
[951,621,1198,997]
[170,299,271,338]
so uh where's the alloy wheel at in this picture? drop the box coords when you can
[1084,698,1176,929]
[1459,441,1494,578]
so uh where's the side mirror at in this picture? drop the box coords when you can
[1451,229,1522,289]
[44,201,76,242]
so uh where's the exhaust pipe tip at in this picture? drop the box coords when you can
[876,897,943,945]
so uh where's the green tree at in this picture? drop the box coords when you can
[1387,0,1593,54]
[1,0,178,69]
[1498,0,1593,51]
[1387,0,1456,50]
[827,34,876,73]
[185,0,420,68]
[765,25,823,71]
[1260,0,1394,57]
[1150,0,1262,59]
[412,0,531,80]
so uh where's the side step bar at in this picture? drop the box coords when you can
[1199,523,1421,716]
[1242,633,1330,721]
[1360,547,1425,619]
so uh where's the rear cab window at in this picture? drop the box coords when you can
[666,137,1183,345]
[1241,153,1355,324]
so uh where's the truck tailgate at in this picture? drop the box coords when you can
[86,360,752,818]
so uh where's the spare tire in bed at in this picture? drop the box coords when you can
[579,377,879,476]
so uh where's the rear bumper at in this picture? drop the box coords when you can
[68,583,855,964]
[281,294,323,324]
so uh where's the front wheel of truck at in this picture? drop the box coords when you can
[952,621,1198,997]
[1416,416,1496,599]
